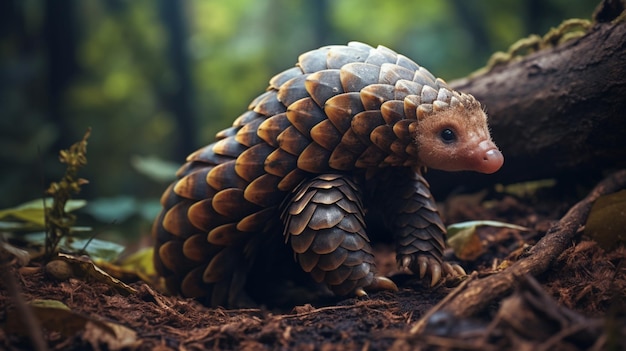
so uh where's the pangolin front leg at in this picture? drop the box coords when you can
[373,168,465,286]
[281,174,397,296]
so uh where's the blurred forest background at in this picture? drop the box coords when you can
[0,0,598,244]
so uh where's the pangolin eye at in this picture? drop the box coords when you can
[440,128,457,143]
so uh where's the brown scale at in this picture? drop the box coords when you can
[153,41,504,307]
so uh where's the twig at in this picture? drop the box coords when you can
[276,300,395,320]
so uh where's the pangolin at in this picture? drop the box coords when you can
[153,42,504,308]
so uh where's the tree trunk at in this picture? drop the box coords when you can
[429,2,626,195]
[159,0,197,159]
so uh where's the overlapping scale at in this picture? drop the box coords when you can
[359,84,395,110]
[370,125,396,154]
[269,66,304,90]
[351,110,386,141]
[324,92,364,134]
[394,80,422,100]
[339,62,381,92]
[305,69,343,107]
[186,144,234,165]
[235,118,264,147]
[212,188,257,219]
[286,97,326,138]
[277,169,308,191]
[252,91,287,117]
[236,206,275,232]
[379,63,415,85]
[208,223,249,246]
[183,233,219,262]
[207,161,247,190]
[276,126,309,156]
[297,142,331,173]
[181,266,210,298]
[257,113,290,147]
[158,240,196,274]
[326,45,369,69]
[317,247,348,270]
[364,48,397,66]
[233,110,261,128]
[395,54,420,71]
[243,173,284,207]
[203,247,237,284]
[277,75,310,107]
[310,119,342,151]
[355,145,387,168]
[163,201,198,237]
[234,143,274,182]
[187,199,230,232]
[173,168,215,201]
[264,148,297,177]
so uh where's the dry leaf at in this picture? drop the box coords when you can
[585,189,626,250]
[57,253,137,295]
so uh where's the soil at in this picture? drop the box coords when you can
[1,177,625,351]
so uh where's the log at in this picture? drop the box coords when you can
[429,2,626,195]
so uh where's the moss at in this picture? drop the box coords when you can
[471,18,592,78]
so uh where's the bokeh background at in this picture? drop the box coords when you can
[0,0,598,244]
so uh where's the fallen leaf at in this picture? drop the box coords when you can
[447,221,530,261]
[585,190,626,250]
[83,320,141,351]
[6,299,90,337]
[0,240,31,266]
[5,299,140,350]
[446,224,484,261]
[57,253,138,295]
[95,247,156,284]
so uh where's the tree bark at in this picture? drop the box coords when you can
[429,3,626,195]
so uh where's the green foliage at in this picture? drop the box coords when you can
[0,0,600,236]
[0,198,86,228]
[131,155,179,183]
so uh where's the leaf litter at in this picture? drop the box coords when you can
[1,173,625,350]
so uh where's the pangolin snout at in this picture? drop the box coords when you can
[476,140,504,174]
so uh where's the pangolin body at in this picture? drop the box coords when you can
[153,42,504,307]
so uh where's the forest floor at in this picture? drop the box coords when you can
[1,177,625,351]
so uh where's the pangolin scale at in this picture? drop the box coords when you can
[153,42,504,307]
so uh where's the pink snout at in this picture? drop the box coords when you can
[476,140,504,174]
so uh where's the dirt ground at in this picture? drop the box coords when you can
[1,177,625,351]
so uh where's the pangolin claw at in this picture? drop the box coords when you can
[402,254,464,286]
[444,262,466,276]
[401,256,412,270]
[353,276,399,297]
[417,256,429,279]
[367,276,399,292]
[430,261,441,287]
[355,288,368,297]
